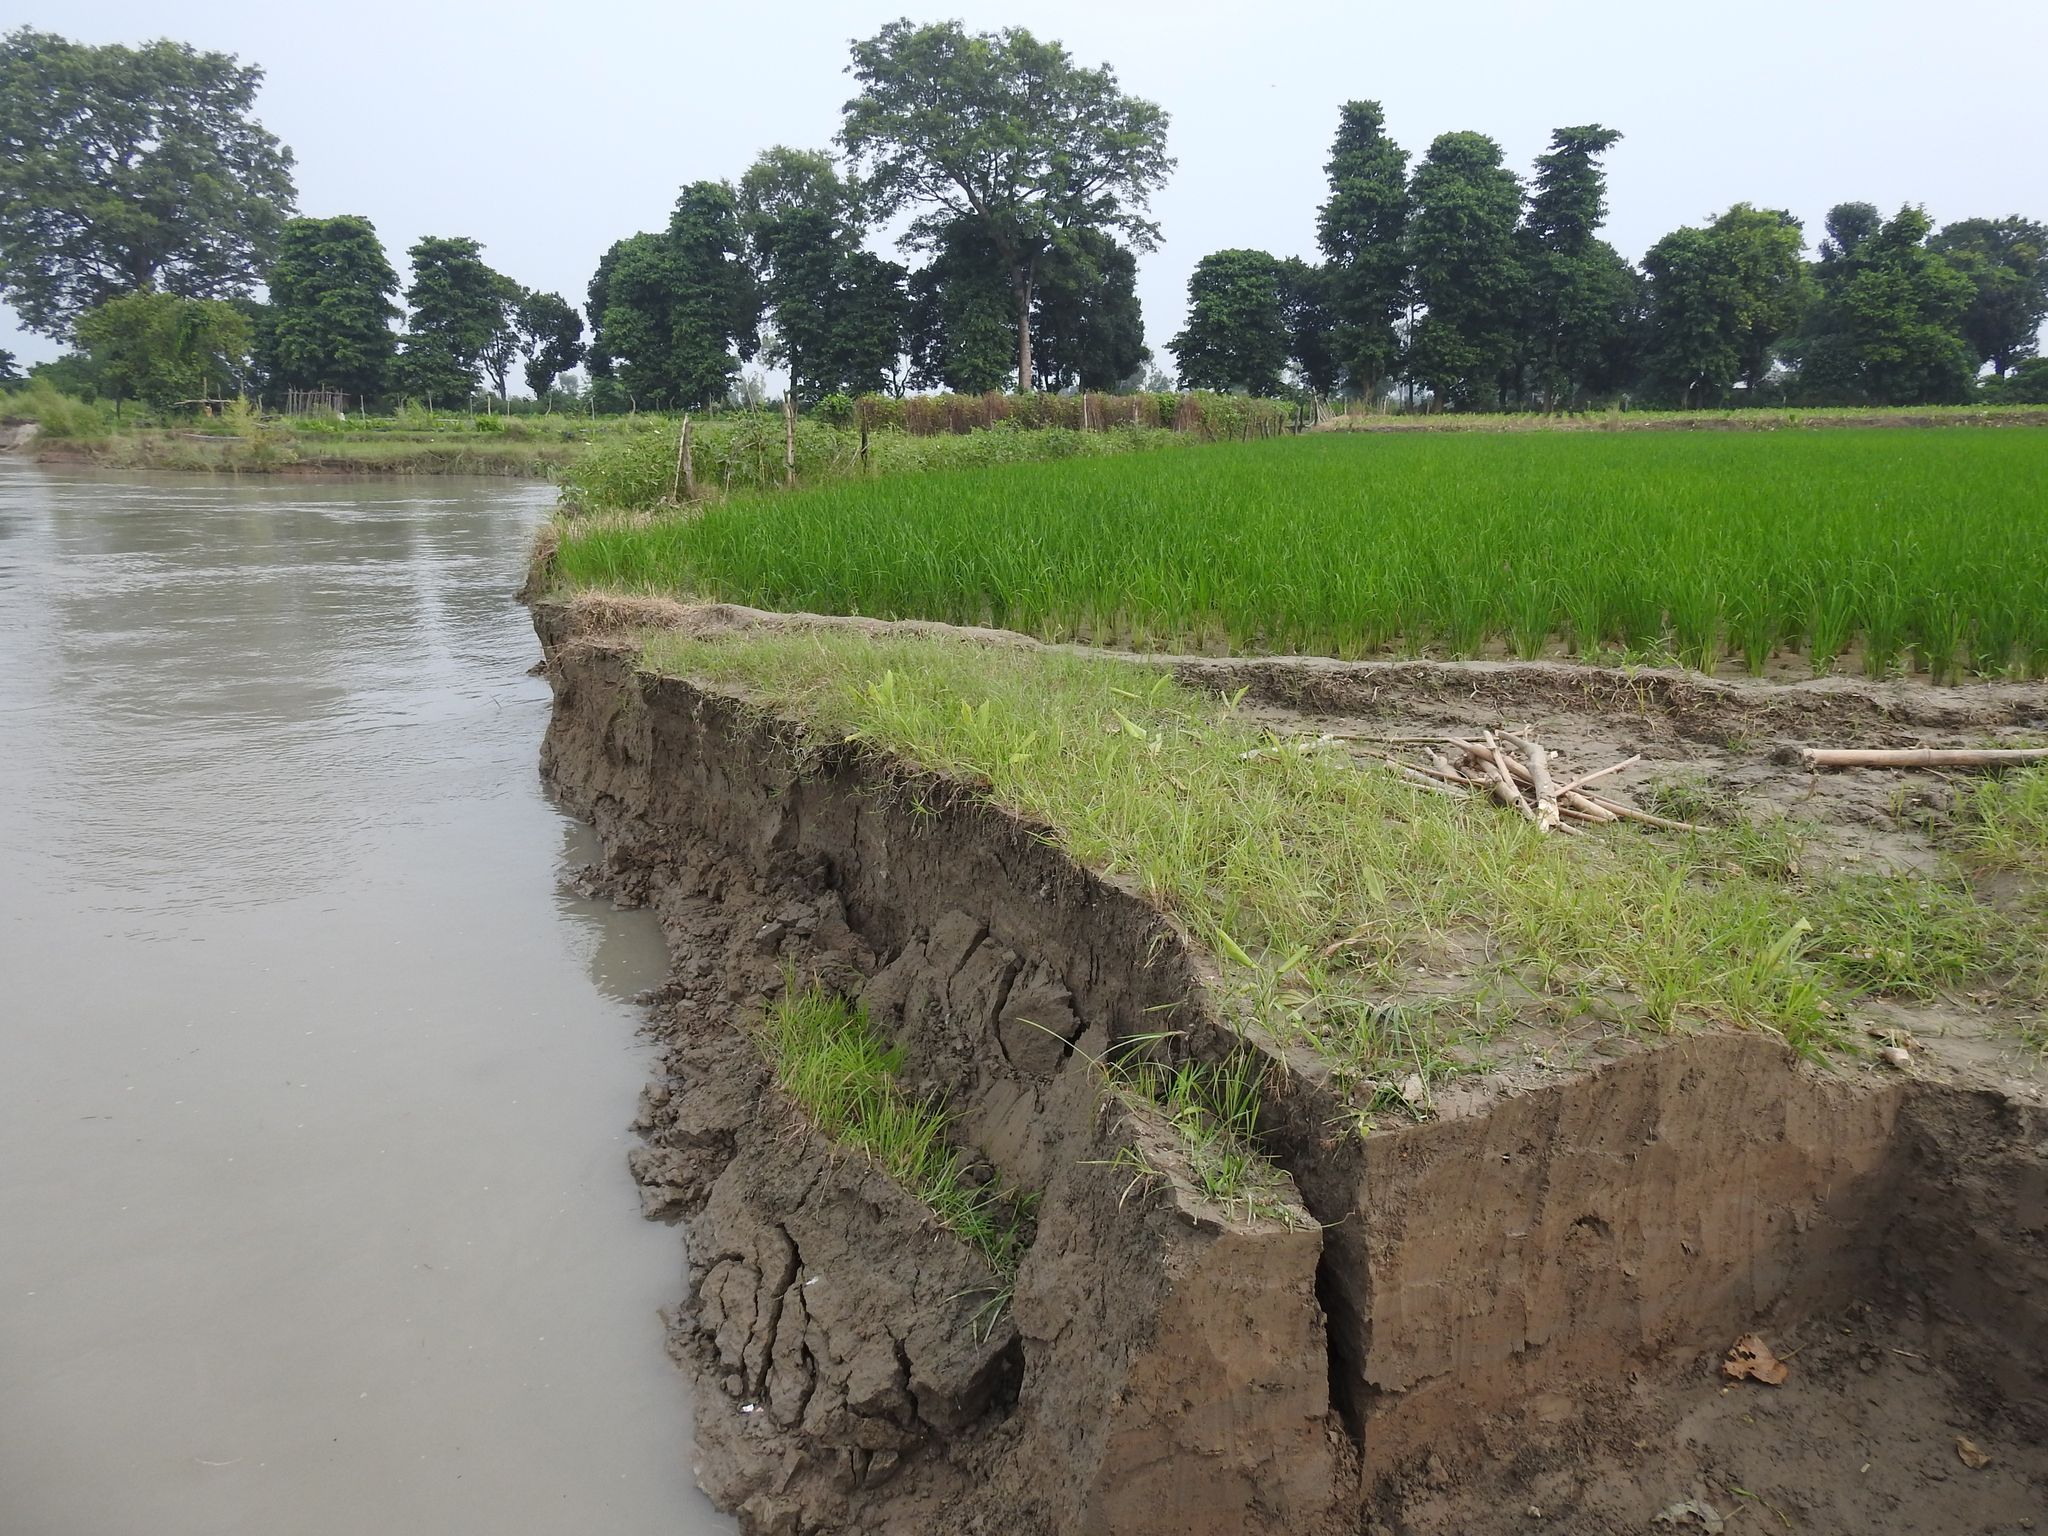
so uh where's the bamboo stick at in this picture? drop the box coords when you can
[1481,731,1536,821]
[1799,746,2048,770]
[1502,733,1560,832]
[1554,754,1641,796]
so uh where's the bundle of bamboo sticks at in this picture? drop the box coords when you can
[1383,733,1696,834]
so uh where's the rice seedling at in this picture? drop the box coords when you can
[561,427,2048,679]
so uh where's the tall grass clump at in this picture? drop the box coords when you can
[760,979,1030,1281]
[1954,763,2048,870]
[647,633,2044,1076]
[564,427,2048,680]
[3,380,114,440]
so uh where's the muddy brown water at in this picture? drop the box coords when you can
[0,463,729,1535]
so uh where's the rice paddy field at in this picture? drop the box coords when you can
[555,426,2048,680]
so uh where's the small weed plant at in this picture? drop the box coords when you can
[759,980,1030,1287]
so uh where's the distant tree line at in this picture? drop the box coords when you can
[1169,101,2048,409]
[3,26,2042,416]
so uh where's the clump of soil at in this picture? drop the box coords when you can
[536,598,2047,1536]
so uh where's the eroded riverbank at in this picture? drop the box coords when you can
[535,594,2048,1535]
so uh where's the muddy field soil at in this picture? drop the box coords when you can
[535,597,2046,1536]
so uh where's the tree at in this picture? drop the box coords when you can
[74,289,251,408]
[738,147,906,402]
[1929,217,2047,377]
[1403,132,1524,408]
[514,290,585,402]
[0,28,296,338]
[261,215,399,402]
[1168,249,1289,396]
[1316,101,1410,399]
[1516,126,1635,407]
[0,348,17,383]
[1641,204,1807,407]
[905,221,1016,394]
[1278,258,1340,398]
[1029,231,1149,392]
[1789,203,1975,405]
[398,236,513,404]
[587,182,758,410]
[840,20,1172,392]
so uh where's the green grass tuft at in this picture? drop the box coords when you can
[759,980,1031,1285]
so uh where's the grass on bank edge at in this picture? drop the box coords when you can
[648,629,2046,1101]
[759,979,1033,1295]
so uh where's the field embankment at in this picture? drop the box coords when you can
[532,581,2048,1534]
[556,426,2048,682]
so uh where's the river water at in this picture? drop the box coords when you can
[0,463,726,1535]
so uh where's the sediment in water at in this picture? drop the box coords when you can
[533,601,2048,1535]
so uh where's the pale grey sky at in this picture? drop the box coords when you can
[10,0,2047,376]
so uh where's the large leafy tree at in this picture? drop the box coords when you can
[1278,257,1341,398]
[1929,216,2047,377]
[1516,126,1636,407]
[739,147,906,401]
[514,290,585,402]
[1789,203,1975,405]
[1168,249,1289,396]
[261,215,399,401]
[397,236,513,404]
[1029,230,1149,392]
[587,182,759,410]
[1403,132,1524,409]
[1641,204,1807,407]
[840,20,1172,393]
[1316,101,1410,399]
[904,220,1016,394]
[75,289,252,408]
[0,28,296,338]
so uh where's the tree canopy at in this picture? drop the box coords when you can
[1404,132,1525,408]
[0,28,296,337]
[1168,249,1290,396]
[261,215,399,401]
[514,290,586,402]
[840,20,1172,392]
[1790,203,1976,405]
[75,289,251,407]
[587,182,759,410]
[397,236,514,404]
[1929,216,2047,377]
[1316,101,1411,400]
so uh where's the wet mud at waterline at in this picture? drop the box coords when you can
[536,597,2047,1536]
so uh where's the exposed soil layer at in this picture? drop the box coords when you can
[534,598,2047,1535]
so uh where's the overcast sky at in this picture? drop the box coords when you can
[11,0,2048,378]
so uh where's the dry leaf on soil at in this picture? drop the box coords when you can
[1956,1436,1991,1470]
[1722,1334,1789,1385]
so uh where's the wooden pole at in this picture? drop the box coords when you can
[672,414,693,502]
[1800,746,2048,770]
[783,394,796,489]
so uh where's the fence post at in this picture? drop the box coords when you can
[673,415,694,502]
[783,395,797,488]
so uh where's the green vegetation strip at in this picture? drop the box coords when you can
[760,979,1030,1280]
[653,631,2043,1088]
[568,428,2048,680]
[561,415,1191,511]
